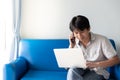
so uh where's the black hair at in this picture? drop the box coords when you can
[69,15,90,32]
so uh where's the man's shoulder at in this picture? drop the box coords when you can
[92,32,108,41]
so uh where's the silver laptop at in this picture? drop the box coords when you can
[53,48,86,69]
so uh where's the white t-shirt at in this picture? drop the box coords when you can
[74,32,117,79]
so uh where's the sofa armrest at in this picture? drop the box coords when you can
[3,57,28,80]
[107,64,120,80]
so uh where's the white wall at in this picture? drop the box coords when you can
[20,0,120,55]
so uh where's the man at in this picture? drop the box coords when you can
[67,15,120,80]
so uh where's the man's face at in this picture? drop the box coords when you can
[73,28,90,42]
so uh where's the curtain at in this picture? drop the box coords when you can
[9,0,21,61]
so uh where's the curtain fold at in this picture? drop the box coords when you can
[9,0,21,61]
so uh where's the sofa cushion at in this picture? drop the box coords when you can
[21,70,67,80]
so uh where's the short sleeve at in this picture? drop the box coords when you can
[102,37,117,59]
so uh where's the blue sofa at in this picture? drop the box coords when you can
[3,39,120,80]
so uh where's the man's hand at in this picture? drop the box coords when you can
[69,33,76,48]
[86,61,99,69]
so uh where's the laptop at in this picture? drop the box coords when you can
[53,48,86,69]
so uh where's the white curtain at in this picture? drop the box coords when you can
[9,0,21,61]
[0,0,14,79]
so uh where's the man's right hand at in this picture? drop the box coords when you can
[69,33,76,48]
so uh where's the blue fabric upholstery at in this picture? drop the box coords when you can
[19,39,69,71]
[107,40,120,80]
[21,70,67,80]
[3,39,120,80]
[3,57,28,80]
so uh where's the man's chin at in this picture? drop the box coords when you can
[78,39,83,42]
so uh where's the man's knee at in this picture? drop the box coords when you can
[67,68,83,80]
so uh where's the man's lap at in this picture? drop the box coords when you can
[67,68,105,80]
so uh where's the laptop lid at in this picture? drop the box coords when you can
[53,48,86,69]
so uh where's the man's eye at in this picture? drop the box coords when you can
[75,32,78,34]
[80,31,85,33]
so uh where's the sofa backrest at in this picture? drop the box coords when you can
[18,39,117,72]
[19,39,69,71]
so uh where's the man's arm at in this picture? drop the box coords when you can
[86,55,120,69]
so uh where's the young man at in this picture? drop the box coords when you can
[67,15,120,80]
